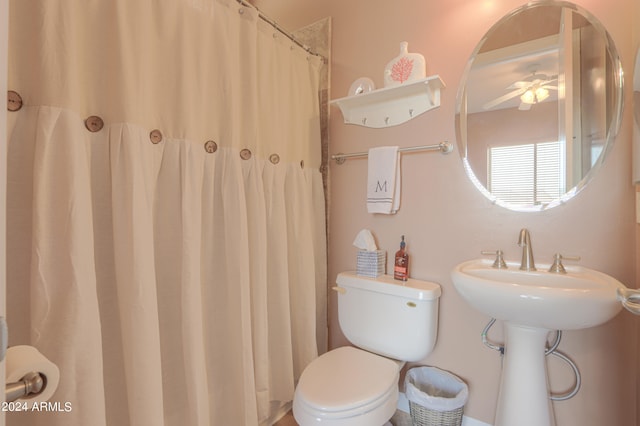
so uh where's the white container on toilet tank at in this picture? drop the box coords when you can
[336,272,441,362]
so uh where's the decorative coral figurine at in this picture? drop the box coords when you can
[383,41,426,87]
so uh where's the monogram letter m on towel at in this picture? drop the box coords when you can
[367,146,401,214]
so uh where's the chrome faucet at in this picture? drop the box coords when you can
[517,228,536,271]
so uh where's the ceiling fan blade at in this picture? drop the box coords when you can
[541,85,558,91]
[538,77,558,86]
[518,102,532,111]
[507,81,530,89]
[483,88,526,110]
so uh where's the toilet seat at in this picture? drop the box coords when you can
[293,346,400,425]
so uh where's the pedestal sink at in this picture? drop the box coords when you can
[451,258,624,426]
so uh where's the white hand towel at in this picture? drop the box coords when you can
[367,146,401,214]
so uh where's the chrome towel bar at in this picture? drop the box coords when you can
[331,141,453,164]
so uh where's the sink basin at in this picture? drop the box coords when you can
[451,258,624,330]
[452,258,625,426]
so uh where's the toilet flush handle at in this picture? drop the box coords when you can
[332,286,346,295]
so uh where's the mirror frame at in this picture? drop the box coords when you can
[455,0,624,212]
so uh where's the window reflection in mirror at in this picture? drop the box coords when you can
[457,1,623,211]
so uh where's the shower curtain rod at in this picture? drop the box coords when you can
[236,0,327,61]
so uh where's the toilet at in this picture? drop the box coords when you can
[293,271,441,426]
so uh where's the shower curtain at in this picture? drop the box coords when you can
[6,1,327,425]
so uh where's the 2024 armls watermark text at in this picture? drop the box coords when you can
[2,401,72,412]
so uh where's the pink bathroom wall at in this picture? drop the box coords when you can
[253,0,638,424]
[632,0,640,423]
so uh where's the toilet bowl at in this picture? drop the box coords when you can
[293,346,402,426]
[292,272,441,426]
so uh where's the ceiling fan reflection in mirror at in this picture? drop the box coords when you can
[483,66,558,111]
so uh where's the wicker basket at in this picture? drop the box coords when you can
[408,400,464,426]
[405,366,468,426]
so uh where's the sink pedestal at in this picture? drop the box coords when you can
[495,323,555,426]
[452,258,625,426]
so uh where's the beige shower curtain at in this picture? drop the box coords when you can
[6,1,327,425]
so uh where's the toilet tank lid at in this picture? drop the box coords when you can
[337,272,441,300]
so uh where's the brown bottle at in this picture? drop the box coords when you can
[394,235,409,281]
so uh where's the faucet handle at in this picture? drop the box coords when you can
[548,253,581,274]
[481,250,507,269]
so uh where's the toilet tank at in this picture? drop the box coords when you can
[335,272,441,362]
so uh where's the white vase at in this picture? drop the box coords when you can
[383,41,426,88]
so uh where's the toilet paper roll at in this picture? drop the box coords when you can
[6,345,60,403]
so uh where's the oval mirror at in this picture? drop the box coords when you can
[456,1,623,211]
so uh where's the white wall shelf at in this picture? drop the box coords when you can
[330,75,445,128]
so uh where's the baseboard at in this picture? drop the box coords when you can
[397,392,492,426]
